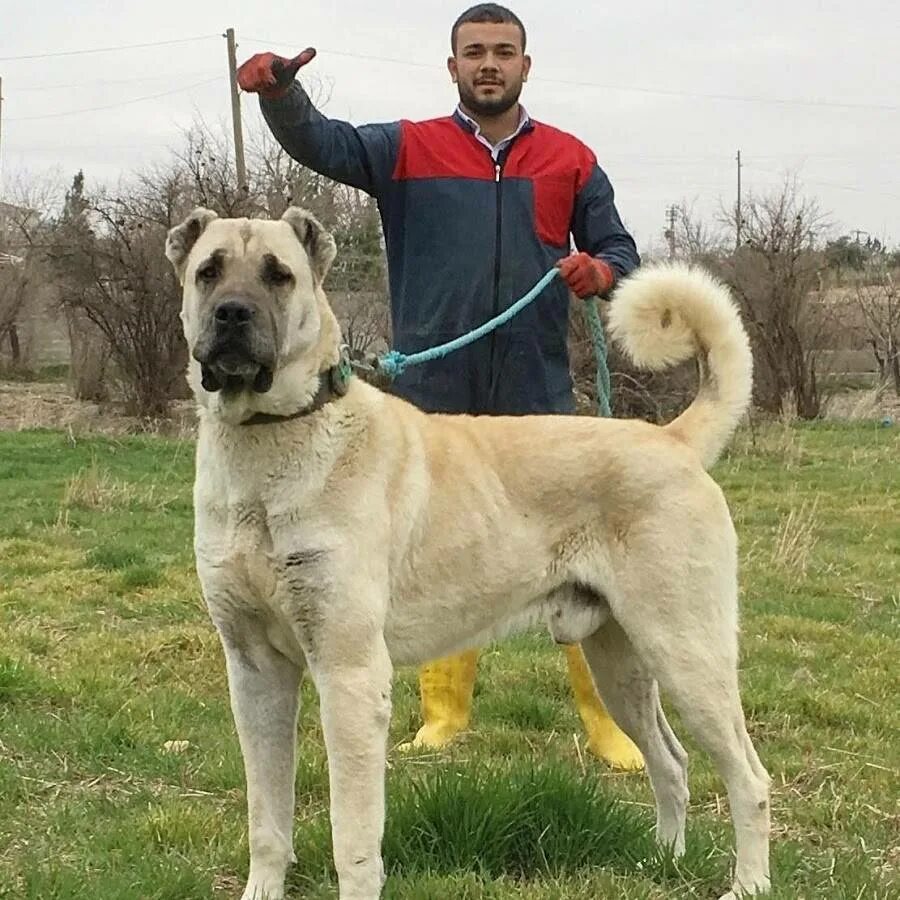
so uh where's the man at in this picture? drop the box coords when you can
[237,3,643,769]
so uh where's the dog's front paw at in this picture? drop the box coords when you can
[718,874,771,900]
[241,871,286,900]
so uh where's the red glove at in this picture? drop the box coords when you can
[557,252,615,298]
[236,47,317,100]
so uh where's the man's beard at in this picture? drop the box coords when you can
[457,79,523,117]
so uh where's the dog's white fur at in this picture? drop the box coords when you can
[166,208,771,900]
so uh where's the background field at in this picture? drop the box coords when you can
[0,422,897,898]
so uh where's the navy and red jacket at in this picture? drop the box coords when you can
[261,85,640,415]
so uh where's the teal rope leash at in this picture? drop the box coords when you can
[372,266,613,417]
[377,268,561,378]
[583,297,612,417]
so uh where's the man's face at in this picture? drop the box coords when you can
[448,22,531,117]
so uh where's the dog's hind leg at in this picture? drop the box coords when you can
[580,620,690,854]
[608,563,771,898]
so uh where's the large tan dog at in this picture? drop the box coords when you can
[165,207,771,900]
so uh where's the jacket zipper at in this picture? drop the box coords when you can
[488,158,504,405]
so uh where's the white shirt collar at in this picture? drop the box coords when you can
[456,104,530,160]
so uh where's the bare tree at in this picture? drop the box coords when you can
[0,174,60,247]
[567,202,717,420]
[331,290,390,360]
[0,177,65,373]
[8,110,391,416]
[43,171,185,415]
[42,171,111,400]
[248,120,392,358]
[717,178,833,419]
[174,120,258,219]
[247,122,341,220]
[0,258,29,369]
[567,300,697,420]
[853,274,900,396]
[674,200,728,264]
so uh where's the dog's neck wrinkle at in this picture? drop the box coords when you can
[201,362,340,430]
[239,365,346,426]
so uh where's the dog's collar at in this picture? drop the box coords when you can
[239,347,353,427]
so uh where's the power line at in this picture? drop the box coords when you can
[5,142,896,167]
[742,164,900,202]
[603,152,900,163]
[0,35,220,62]
[6,77,221,121]
[3,34,894,112]
[14,70,220,93]
[240,38,899,113]
[532,77,899,113]
[8,142,172,153]
[242,38,436,72]
[3,34,894,113]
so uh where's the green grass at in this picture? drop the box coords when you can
[0,423,897,899]
[0,363,70,383]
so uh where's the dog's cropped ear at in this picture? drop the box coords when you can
[281,207,337,284]
[165,208,218,282]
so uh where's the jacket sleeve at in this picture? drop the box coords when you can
[571,164,640,287]
[260,82,400,199]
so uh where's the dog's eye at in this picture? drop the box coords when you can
[196,262,219,283]
[261,253,293,287]
[264,264,294,287]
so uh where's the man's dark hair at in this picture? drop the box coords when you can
[451,4,527,54]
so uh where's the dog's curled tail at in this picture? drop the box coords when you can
[606,263,753,469]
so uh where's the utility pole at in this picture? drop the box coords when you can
[735,149,742,250]
[665,205,678,260]
[225,29,247,194]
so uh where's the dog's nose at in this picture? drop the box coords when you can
[214,300,255,328]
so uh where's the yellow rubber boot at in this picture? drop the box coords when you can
[565,644,644,771]
[404,650,478,750]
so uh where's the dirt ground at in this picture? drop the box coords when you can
[821,387,900,423]
[0,379,897,437]
[0,380,197,438]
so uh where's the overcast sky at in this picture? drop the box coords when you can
[2,0,898,254]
